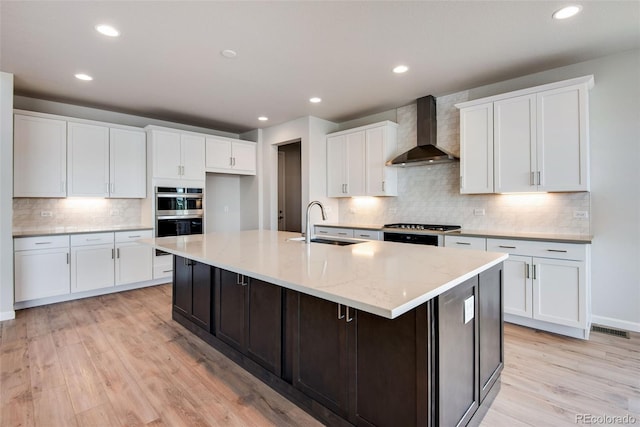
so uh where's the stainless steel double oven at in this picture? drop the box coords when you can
[155,186,204,238]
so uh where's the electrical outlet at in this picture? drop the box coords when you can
[573,211,589,219]
[40,211,52,217]
[110,209,120,216]
[473,208,485,216]
[464,296,475,324]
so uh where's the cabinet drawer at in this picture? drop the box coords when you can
[115,229,152,243]
[353,230,381,240]
[71,232,114,247]
[314,226,354,238]
[444,236,486,250]
[486,238,586,261]
[14,235,69,251]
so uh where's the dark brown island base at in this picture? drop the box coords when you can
[170,255,504,427]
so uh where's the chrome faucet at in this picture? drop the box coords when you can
[305,201,327,244]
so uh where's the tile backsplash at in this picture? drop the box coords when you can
[13,198,144,229]
[338,92,591,235]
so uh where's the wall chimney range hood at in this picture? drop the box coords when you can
[387,95,458,167]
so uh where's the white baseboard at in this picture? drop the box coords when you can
[0,310,16,321]
[591,315,640,333]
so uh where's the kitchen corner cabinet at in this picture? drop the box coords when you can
[205,136,257,175]
[148,127,205,183]
[456,75,593,194]
[327,121,398,197]
[215,268,282,375]
[487,238,590,336]
[14,114,67,197]
[174,255,212,331]
[14,235,71,302]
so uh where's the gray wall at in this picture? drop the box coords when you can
[0,72,14,320]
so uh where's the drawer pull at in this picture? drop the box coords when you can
[318,231,328,234]
[456,242,471,245]
[128,235,142,238]
[86,238,102,242]
[360,234,371,238]
[547,249,568,253]
[499,245,516,249]
[338,232,347,236]
[162,269,172,273]
[35,241,53,245]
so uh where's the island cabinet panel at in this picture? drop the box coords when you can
[478,264,504,403]
[215,268,282,376]
[287,291,431,427]
[173,256,212,332]
[437,276,480,427]
[290,292,353,418]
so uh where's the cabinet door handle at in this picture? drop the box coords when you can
[532,265,537,280]
[35,241,52,245]
[530,171,535,186]
[456,242,471,245]
[345,184,348,193]
[525,263,530,279]
[105,183,109,194]
[236,274,247,286]
[537,171,541,186]
[233,157,236,166]
[67,253,70,265]
[229,157,233,166]
[382,181,385,192]
[111,183,115,194]
[337,304,345,320]
[499,245,516,249]
[111,249,115,259]
[546,249,568,253]
[116,248,120,259]
[346,306,353,323]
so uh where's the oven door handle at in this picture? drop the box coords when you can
[156,214,204,220]
[156,194,203,198]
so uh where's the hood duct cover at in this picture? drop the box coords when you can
[387,95,458,166]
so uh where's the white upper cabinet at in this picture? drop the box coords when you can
[365,125,398,196]
[149,127,205,183]
[14,114,67,197]
[459,104,493,194]
[494,94,536,193]
[327,131,366,197]
[109,128,146,198]
[456,75,593,194]
[67,122,110,197]
[15,111,146,199]
[205,136,256,175]
[327,121,397,197]
[536,84,589,192]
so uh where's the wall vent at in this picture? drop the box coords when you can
[591,325,630,339]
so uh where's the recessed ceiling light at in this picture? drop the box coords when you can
[258,116,269,121]
[74,73,93,81]
[393,65,409,74]
[309,97,322,103]
[221,49,238,59]
[552,5,582,19]
[95,24,120,37]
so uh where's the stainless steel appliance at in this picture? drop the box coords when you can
[383,223,461,246]
[155,186,204,257]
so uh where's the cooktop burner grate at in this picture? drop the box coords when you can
[384,223,461,232]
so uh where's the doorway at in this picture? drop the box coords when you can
[277,141,302,232]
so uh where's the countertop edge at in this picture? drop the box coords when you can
[13,225,154,238]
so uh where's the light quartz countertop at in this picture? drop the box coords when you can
[140,230,508,319]
[13,225,153,238]
[318,223,592,244]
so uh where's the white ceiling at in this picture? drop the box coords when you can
[1,1,639,134]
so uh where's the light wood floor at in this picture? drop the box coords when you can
[1,284,638,427]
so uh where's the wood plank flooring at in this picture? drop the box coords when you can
[1,284,638,426]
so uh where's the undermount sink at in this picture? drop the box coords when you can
[287,236,364,246]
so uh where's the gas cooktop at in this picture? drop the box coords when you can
[384,223,462,232]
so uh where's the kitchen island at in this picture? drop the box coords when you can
[143,230,508,427]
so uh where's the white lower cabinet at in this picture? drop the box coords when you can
[487,238,590,338]
[444,235,486,250]
[115,230,153,285]
[14,235,70,302]
[71,233,115,293]
[314,226,382,241]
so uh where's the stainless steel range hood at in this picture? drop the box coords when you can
[387,95,458,167]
